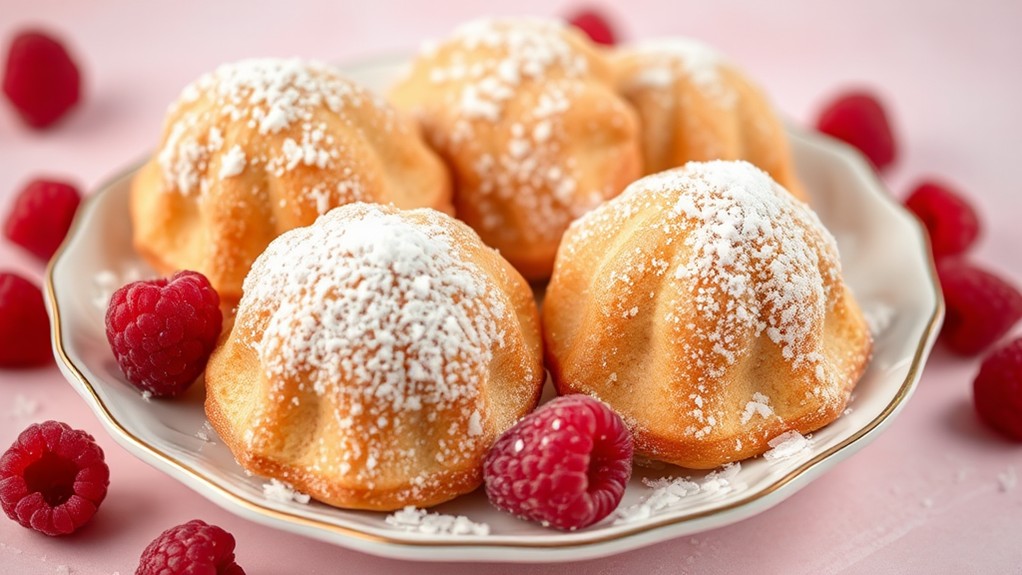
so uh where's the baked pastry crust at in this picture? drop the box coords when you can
[612,39,807,201]
[206,203,544,510]
[543,161,870,469]
[132,59,452,302]
[390,18,642,281]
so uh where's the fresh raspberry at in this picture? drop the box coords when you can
[483,395,633,530]
[938,259,1022,356]
[2,30,81,129]
[105,270,223,397]
[4,179,82,261]
[566,9,617,46]
[816,91,897,171]
[904,180,980,260]
[0,272,51,367]
[974,338,1022,441]
[0,421,109,536]
[136,519,245,575]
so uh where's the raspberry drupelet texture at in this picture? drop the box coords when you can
[2,30,81,129]
[566,9,617,45]
[105,270,223,397]
[0,272,52,367]
[816,91,897,171]
[973,338,1022,441]
[3,179,82,261]
[938,259,1022,356]
[136,519,245,575]
[483,395,633,530]
[904,180,980,261]
[0,421,109,536]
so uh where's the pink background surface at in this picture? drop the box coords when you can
[2,0,1021,573]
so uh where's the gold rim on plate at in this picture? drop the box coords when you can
[44,133,944,552]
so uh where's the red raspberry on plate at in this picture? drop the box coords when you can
[4,179,82,261]
[2,30,81,129]
[566,9,617,45]
[136,519,245,575]
[938,259,1022,356]
[0,272,51,367]
[105,270,223,397]
[0,420,109,536]
[816,90,897,171]
[483,395,633,530]
[904,180,980,260]
[974,337,1022,441]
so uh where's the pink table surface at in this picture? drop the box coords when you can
[2,1,1021,573]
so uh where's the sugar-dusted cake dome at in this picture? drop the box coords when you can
[389,18,642,281]
[205,202,544,510]
[543,161,870,469]
[612,39,807,201]
[131,58,452,301]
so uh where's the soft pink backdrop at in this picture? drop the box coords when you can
[1,1,1020,573]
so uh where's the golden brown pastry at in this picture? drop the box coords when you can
[132,58,452,302]
[543,160,870,469]
[612,39,807,201]
[389,18,642,281]
[205,202,544,511]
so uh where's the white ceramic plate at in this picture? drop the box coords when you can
[46,57,942,563]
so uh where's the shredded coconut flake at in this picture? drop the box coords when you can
[762,430,812,461]
[615,463,741,524]
[386,506,490,536]
[262,479,311,504]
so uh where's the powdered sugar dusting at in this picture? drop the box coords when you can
[262,478,311,504]
[7,394,38,419]
[614,463,741,524]
[218,144,247,178]
[739,392,774,425]
[564,161,843,440]
[385,506,490,536]
[439,18,586,123]
[623,38,735,106]
[247,204,507,408]
[864,302,896,336]
[92,266,150,312]
[400,18,603,244]
[194,421,216,445]
[762,430,812,461]
[998,466,1017,492]
[156,58,393,212]
[664,163,837,374]
[236,203,510,487]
